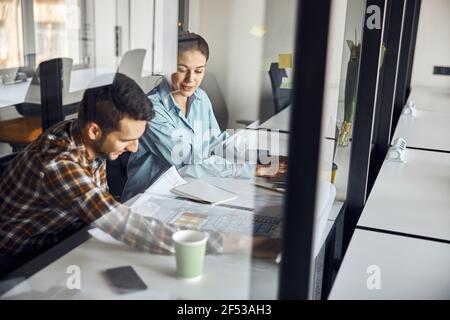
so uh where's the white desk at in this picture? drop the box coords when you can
[0,80,30,109]
[0,68,116,109]
[357,149,450,242]
[258,105,291,132]
[2,175,340,300]
[329,229,450,300]
[392,110,450,152]
[3,236,279,300]
[409,86,450,113]
[228,129,290,156]
[257,105,338,140]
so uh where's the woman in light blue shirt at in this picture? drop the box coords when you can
[121,33,254,200]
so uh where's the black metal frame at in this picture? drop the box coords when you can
[369,0,406,192]
[344,0,386,249]
[39,58,64,130]
[392,0,422,131]
[278,0,331,299]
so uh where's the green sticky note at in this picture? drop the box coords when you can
[280,77,293,89]
[278,53,293,69]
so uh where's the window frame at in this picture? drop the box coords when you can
[0,0,91,72]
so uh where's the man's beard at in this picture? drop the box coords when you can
[92,137,109,160]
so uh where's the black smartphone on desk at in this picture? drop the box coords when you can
[103,266,147,294]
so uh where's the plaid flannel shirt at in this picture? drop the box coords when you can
[0,120,223,256]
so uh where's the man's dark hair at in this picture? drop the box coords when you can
[78,73,154,132]
[178,32,209,61]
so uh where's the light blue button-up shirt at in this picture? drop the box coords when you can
[121,80,254,201]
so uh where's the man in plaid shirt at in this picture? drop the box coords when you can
[0,74,224,277]
[0,74,279,278]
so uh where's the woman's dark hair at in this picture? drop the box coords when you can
[78,73,154,132]
[178,32,209,61]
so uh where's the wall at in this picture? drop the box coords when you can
[190,0,269,128]
[153,0,178,76]
[411,0,450,89]
[129,0,154,73]
[93,0,123,69]
[190,0,364,129]
[258,0,297,123]
[94,0,176,75]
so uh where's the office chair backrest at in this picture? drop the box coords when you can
[117,49,147,83]
[0,152,18,179]
[17,58,75,117]
[200,72,229,131]
[142,75,164,95]
[268,63,292,114]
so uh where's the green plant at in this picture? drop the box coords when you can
[338,31,361,147]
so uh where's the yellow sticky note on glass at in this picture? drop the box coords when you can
[280,77,293,89]
[278,53,293,69]
[250,25,267,38]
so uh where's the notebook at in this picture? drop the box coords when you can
[170,180,238,205]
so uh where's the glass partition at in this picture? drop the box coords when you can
[313,0,365,298]
[333,0,365,202]
[0,0,381,301]
[33,0,85,65]
[187,0,299,299]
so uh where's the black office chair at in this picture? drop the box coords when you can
[200,72,229,131]
[268,63,292,114]
[0,152,18,179]
[117,48,147,87]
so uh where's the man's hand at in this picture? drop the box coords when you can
[251,236,281,259]
[222,233,281,259]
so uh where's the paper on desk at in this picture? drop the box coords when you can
[88,167,187,248]
[193,176,283,211]
[130,166,188,215]
[140,165,187,199]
